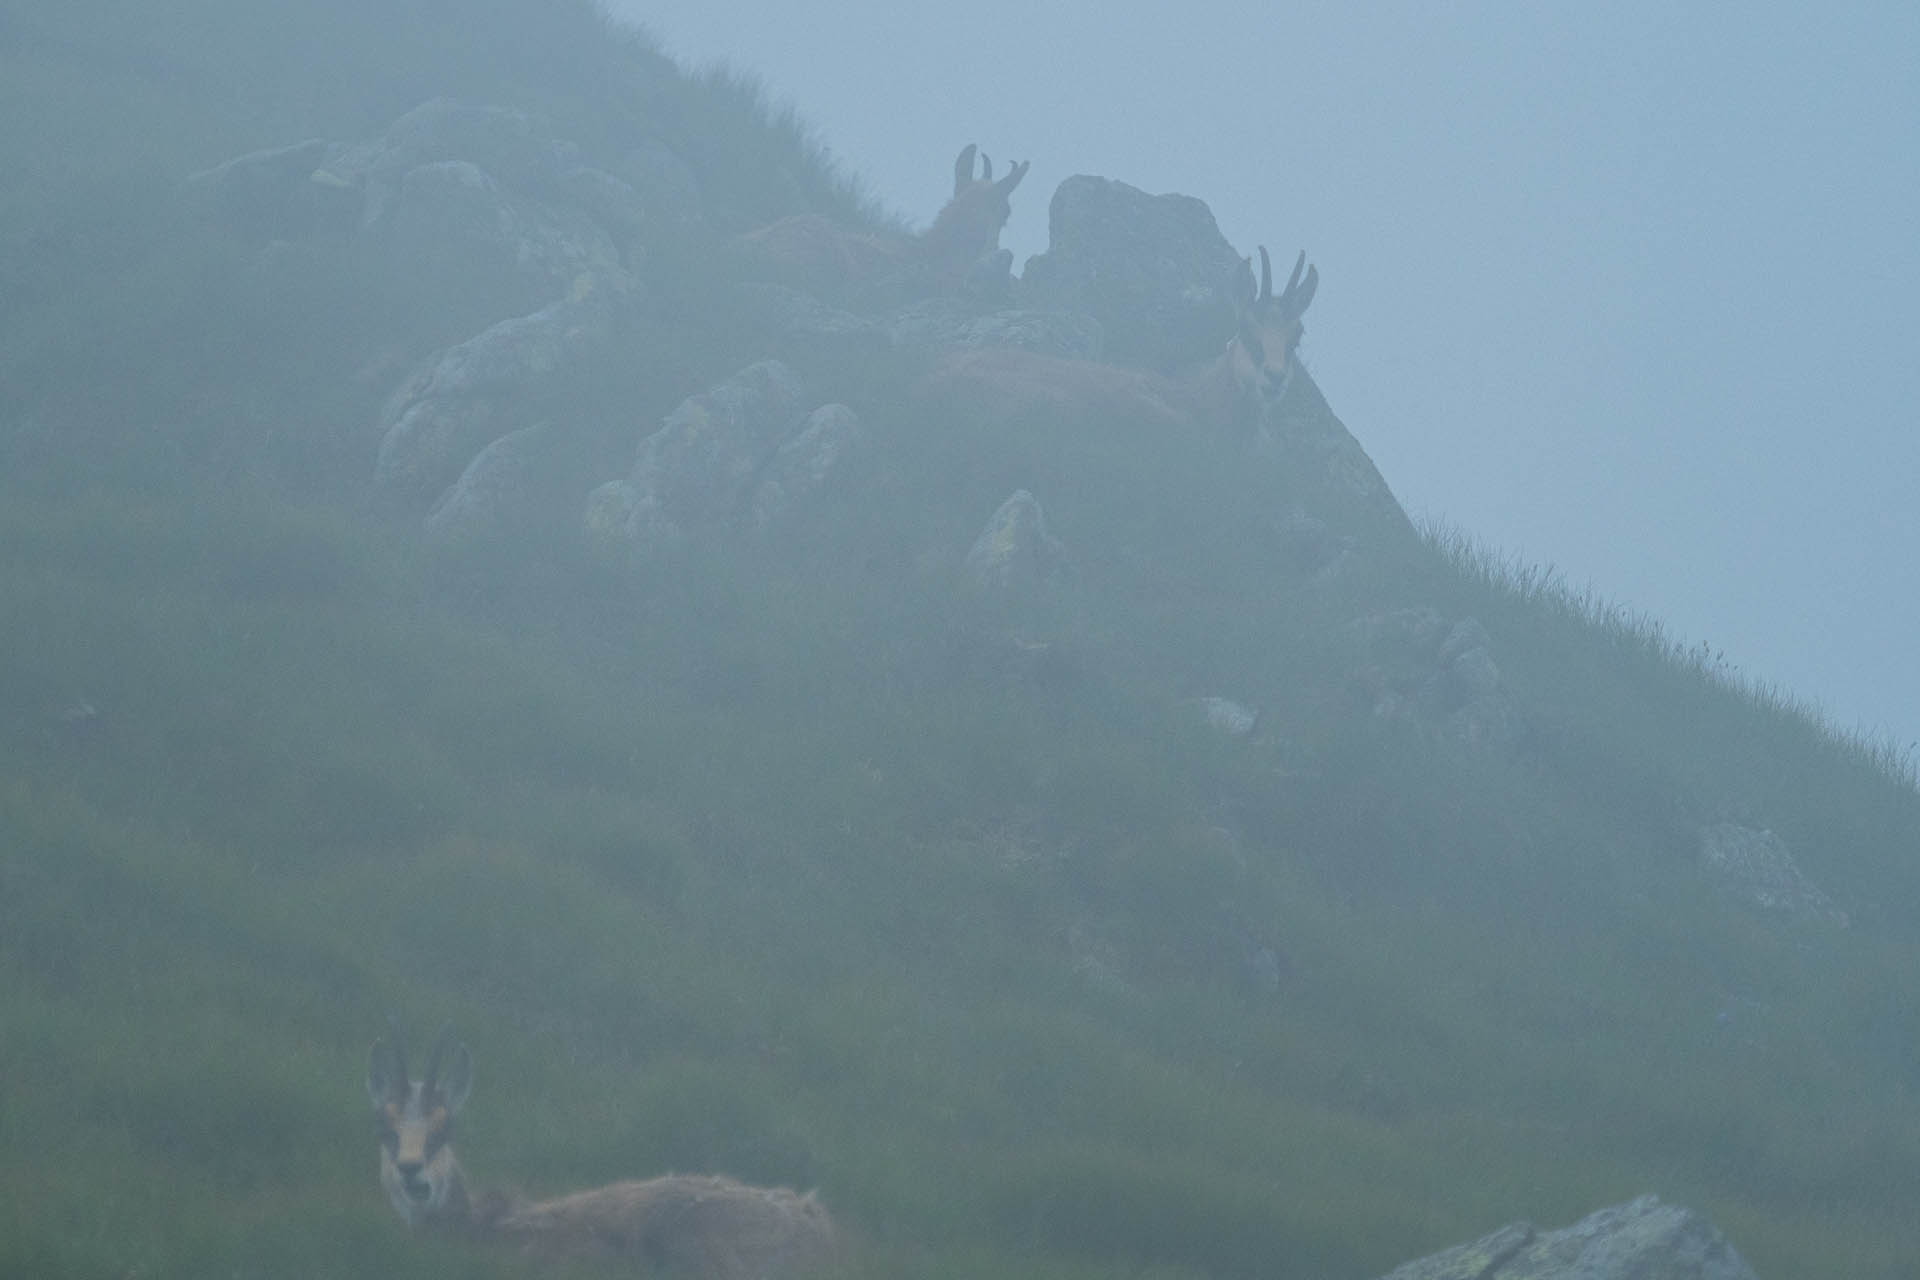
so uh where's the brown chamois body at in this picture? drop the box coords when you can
[368,1028,837,1280]
[922,245,1320,432]
[735,143,1028,306]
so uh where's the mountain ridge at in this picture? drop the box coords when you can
[1,4,1916,1278]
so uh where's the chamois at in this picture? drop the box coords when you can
[924,245,1319,432]
[1219,245,1319,419]
[734,143,1028,306]
[919,143,1031,272]
[367,1027,837,1280]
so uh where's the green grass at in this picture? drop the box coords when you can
[3,476,1917,1278]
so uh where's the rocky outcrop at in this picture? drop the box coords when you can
[1376,1195,1757,1280]
[190,99,719,513]
[191,99,662,301]
[964,490,1073,595]
[332,98,577,198]
[585,361,862,558]
[1021,175,1248,371]
[377,157,622,299]
[1190,696,1259,738]
[191,101,1417,593]
[1699,823,1847,927]
[742,284,1103,372]
[1344,609,1522,749]
[884,298,1102,360]
[748,403,866,529]
[424,423,570,549]
[374,288,611,505]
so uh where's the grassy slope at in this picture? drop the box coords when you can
[3,4,1919,1279]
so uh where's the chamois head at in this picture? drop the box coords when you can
[1226,246,1319,411]
[367,1024,473,1225]
[920,142,1029,267]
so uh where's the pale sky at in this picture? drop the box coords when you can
[610,1,1920,755]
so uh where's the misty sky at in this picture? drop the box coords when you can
[612,1,1919,753]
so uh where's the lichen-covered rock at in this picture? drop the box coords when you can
[740,285,1103,372]
[1344,609,1521,749]
[965,490,1072,594]
[588,360,826,556]
[1699,823,1848,927]
[1380,1222,1536,1280]
[750,404,865,529]
[326,98,575,203]
[884,299,1103,360]
[424,423,564,548]
[1376,1195,1757,1280]
[1021,175,1247,371]
[952,306,1102,359]
[380,158,624,297]
[190,98,635,297]
[583,477,643,559]
[1346,607,1453,664]
[374,291,609,504]
[1191,697,1259,738]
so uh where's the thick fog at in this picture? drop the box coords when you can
[613,0,1920,752]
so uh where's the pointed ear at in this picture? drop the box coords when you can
[953,144,979,197]
[1227,255,1257,310]
[367,1037,406,1108]
[996,159,1029,196]
[438,1043,473,1113]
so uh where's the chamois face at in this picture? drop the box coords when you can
[1226,246,1319,410]
[368,1030,472,1225]
[921,143,1029,266]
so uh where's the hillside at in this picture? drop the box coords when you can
[3,4,1918,1279]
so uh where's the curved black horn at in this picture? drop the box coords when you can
[996,159,1029,195]
[1258,246,1273,302]
[1283,262,1318,324]
[979,152,993,182]
[1290,264,1320,320]
[1280,249,1306,305]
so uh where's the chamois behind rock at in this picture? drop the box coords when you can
[921,244,1320,432]
[734,142,1028,308]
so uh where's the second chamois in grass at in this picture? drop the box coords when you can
[367,1027,838,1280]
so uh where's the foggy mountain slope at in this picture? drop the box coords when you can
[1,4,1918,1279]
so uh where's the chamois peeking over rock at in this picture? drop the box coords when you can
[367,1026,838,1280]
[734,143,1028,309]
[1222,245,1319,417]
